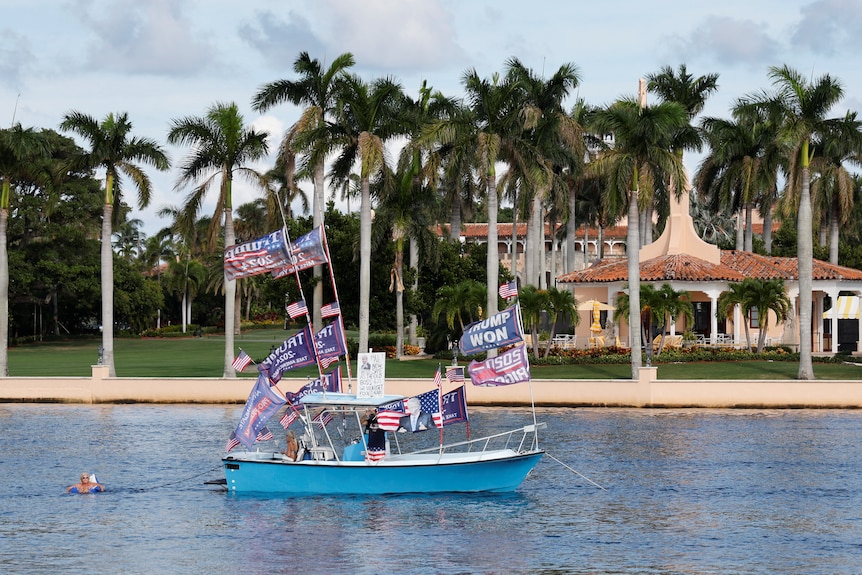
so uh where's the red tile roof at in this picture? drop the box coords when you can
[559,250,862,284]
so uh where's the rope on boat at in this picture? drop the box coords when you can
[158,465,224,489]
[545,452,606,491]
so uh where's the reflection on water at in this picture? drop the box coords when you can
[1,405,861,574]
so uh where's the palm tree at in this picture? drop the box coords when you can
[507,58,584,289]
[807,112,862,264]
[543,286,578,358]
[167,102,269,377]
[328,73,405,355]
[741,65,845,380]
[252,51,355,332]
[0,123,49,375]
[716,281,750,348]
[518,285,550,357]
[432,279,485,337]
[427,67,522,341]
[652,283,694,355]
[589,94,688,378]
[60,112,169,376]
[744,278,791,353]
[646,65,718,243]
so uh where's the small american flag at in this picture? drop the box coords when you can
[255,427,274,442]
[418,385,443,429]
[312,409,333,427]
[226,432,241,453]
[320,355,339,369]
[280,409,298,429]
[320,302,340,318]
[445,365,465,383]
[286,299,308,319]
[231,350,253,372]
[499,281,518,299]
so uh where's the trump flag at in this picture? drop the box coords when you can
[468,344,531,386]
[224,230,292,281]
[258,326,317,384]
[272,226,329,278]
[459,305,523,356]
[232,374,287,450]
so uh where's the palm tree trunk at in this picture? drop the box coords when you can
[312,161,325,333]
[536,195,547,289]
[394,238,404,358]
[744,203,754,252]
[449,191,461,241]
[408,237,418,346]
[735,211,744,251]
[511,188,519,280]
[101,203,116,376]
[763,206,774,254]
[358,177,372,354]
[628,188,642,379]
[797,166,814,379]
[224,206,237,377]
[829,200,839,264]
[524,198,534,287]
[486,175,499,359]
[566,186,576,273]
[0,208,8,376]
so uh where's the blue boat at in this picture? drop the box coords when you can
[223,392,545,495]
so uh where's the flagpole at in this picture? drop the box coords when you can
[321,225,354,384]
[515,300,540,447]
[282,226,325,380]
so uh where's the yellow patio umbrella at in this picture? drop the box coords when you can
[590,300,603,334]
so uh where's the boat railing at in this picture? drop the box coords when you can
[408,423,547,456]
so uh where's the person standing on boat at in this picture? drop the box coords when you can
[363,410,387,461]
[398,397,434,433]
[67,473,104,493]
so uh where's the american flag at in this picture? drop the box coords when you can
[445,365,465,383]
[255,427,274,442]
[376,410,404,431]
[320,302,340,318]
[226,432,241,452]
[286,299,308,319]
[499,281,518,299]
[365,446,386,462]
[231,350,253,372]
[416,387,443,429]
[280,408,299,429]
[313,409,333,427]
[320,355,339,369]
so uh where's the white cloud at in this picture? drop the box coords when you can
[792,0,862,55]
[669,16,781,68]
[315,0,463,71]
[75,0,217,76]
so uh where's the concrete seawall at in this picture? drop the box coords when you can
[2,366,862,408]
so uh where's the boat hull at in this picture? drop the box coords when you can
[222,449,543,495]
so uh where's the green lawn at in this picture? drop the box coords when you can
[8,332,862,380]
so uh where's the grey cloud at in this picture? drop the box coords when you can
[791,0,862,55]
[77,0,216,76]
[319,0,464,72]
[0,30,34,89]
[668,16,780,68]
[238,11,326,71]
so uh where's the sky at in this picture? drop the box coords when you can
[2,0,862,238]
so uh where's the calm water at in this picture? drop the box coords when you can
[1,404,861,574]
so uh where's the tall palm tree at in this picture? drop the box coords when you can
[807,112,862,264]
[646,64,719,243]
[507,58,584,289]
[252,52,355,332]
[427,67,522,342]
[328,73,405,354]
[167,102,269,377]
[589,96,688,378]
[0,123,49,375]
[60,112,169,376]
[741,65,845,380]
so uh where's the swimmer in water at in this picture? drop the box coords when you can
[66,473,104,493]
